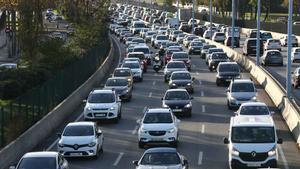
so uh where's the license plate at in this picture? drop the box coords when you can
[151,137,163,141]
[70,153,82,156]
[247,163,261,167]
[173,109,182,112]
[95,113,105,117]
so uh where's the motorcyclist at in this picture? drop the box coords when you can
[158,46,165,59]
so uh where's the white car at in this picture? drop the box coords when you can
[144,31,156,43]
[264,39,281,51]
[224,116,282,169]
[235,102,274,116]
[122,61,143,82]
[212,32,225,43]
[292,47,300,62]
[10,152,69,169]
[140,28,149,38]
[280,35,298,47]
[57,122,104,158]
[138,108,180,148]
[183,35,198,48]
[153,35,169,49]
[203,30,215,39]
[164,61,187,82]
[83,89,122,122]
[157,27,168,34]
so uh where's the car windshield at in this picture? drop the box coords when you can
[123,62,140,69]
[157,36,168,40]
[239,106,270,115]
[212,53,228,59]
[203,45,216,50]
[18,157,56,169]
[167,62,186,68]
[88,93,115,103]
[172,53,188,59]
[232,83,255,92]
[191,42,203,46]
[219,64,239,73]
[132,39,144,43]
[63,125,94,136]
[140,152,181,165]
[231,127,275,143]
[128,53,145,59]
[106,79,128,87]
[143,113,173,123]
[171,73,191,80]
[209,49,223,54]
[295,48,300,52]
[165,91,189,100]
[267,52,281,59]
[114,70,131,77]
[262,33,272,39]
[134,23,145,28]
[178,34,185,37]
[147,32,156,35]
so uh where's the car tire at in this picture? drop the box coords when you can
[216,79,221,86]
[209,67,213,72]
[164,76,168,83]
[171,141,178,148]
[227,100,233,110]
[138,141,145,148]
[294,83,298,89]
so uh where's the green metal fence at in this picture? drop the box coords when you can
[0,34,110,148]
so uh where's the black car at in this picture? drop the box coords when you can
[188,41,203,54]
[243,38,264,56]
[104,77,133,101]
[194,26,206,37]
[224,36,240,48]
[201,44,216,59]
[162,89,193,117]
[216,62,241,86]
[208,52,230,71]
[169,71,195,93]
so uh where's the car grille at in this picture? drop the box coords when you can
[93,112,107,117]
[237,98,251,101]
[239,152,268,162]
[169,105,184,109]
[63,144,89,150]
[92,108,108,111]
[149,131,166,136]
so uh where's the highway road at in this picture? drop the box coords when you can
[235,35,300,101]
[26,34,300,169]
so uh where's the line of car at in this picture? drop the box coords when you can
[9,3,287,169]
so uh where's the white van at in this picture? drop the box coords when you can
[223,116,282,169]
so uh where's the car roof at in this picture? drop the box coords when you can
[107,77,127,81]
[67,121,95,127]
[92,89,114,94]
[231,116,274,127]
[240,102,267,107]
[172,52,188,55]
[123,61,140,64]
[145,147,177,154]
[219,62,238,65]
[23,152,58,158]
[166,88,188,92]
[231,79,253,83]
[146,108,171,113]
[115,67,131,71]
[167,61,185,64]
[171,71,190,74]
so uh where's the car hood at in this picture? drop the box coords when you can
[86,102,115,109]
[61,136,95,145]
[164,100,190,106]
[130,68,142,73]
[137,164,183,169]
[141,123,175,131]
[231,92,256,100]
[166,68,187,73]
[233,143,275,153]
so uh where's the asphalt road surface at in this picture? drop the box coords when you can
[29,34,300,169]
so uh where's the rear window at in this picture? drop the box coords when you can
[267,52,281,59]
[172,53,189,59]
[157,36,168,40]
[209,49,223,54]
[133,48,149,54]
[114,69,131,77]
[167,62,186,68]
[219,64,240,72]
[212,53,228,59]
[232,82,255,92]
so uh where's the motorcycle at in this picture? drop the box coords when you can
[153,55,162,73]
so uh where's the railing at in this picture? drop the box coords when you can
[0,34,110,148]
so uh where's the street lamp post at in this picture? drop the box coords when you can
[256,0,261,65]
[286,0,293,98]
[209,0,212,39]
[231,0,235,49]
[192,0,195,34]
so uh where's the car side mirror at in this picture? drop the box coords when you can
[97,130,102,136]
[161,97,164,100]
[277,138,283,144]
[132,160,139,166]
[223,137,229,144]
[192,77,195,81]
[183,159,188,166]
[82,99,87,103]
[271,111,275,115]
[57,133,62,138]
[9,166,16,169]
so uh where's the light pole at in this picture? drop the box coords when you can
[177,0,179,23]
[286,0,293,98]
[192,0,195,34]
[209,0,212,39]
[256,0,261,65]
[231,0,235,49]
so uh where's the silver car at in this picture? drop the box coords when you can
[164,61,187,82]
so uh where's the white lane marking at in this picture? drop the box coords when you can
[199,80,202,85]
[198,151,203,165]
[131,125,139,135]
[148,92,152,97]
[278,145,290,169]
[196,72,199,75]
[113,152,124,166]
[47,114,84,151]
[201,91,204,97]
[202,105,206,113]
[152,81,156,86]
[201,125,205,134]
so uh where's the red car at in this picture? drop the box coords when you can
[127,52,148,72]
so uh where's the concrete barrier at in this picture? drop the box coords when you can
[0,35,117,169]
[203,36,300,146]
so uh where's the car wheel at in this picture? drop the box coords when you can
[171,141,178,148]
[164,76,168,83]
[138,141,145,148]
[216,79,220,86]
[209,67,213,72]
[294,83,298,89]
[227,100,233,110]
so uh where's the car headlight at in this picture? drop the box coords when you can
[167,128,176,133]
[140,128,148,134]
[171,83,176,86]
[85,107,92,111]
[231,147,239,157]
[191,47,194,50]
[110,107,116,110]
[187,83,192,86]
[251,96,257,101]
[268,146,277,156]
[184,103,191,108]
[88,141,97,147]
[128,78,132,82]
